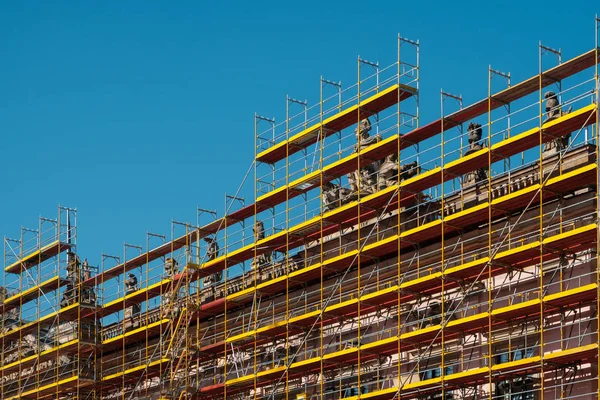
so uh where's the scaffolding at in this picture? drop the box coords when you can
[2,15,600,400]
[1,206,99,399]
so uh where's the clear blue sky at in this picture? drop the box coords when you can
[1,1,598,270]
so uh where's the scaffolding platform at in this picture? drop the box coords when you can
[4,241,72,274]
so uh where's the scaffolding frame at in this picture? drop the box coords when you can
[4,16,600,400]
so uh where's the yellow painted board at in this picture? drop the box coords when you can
[361,182,398,203]
[7,375,79,400]
[4,275,62,305]
[492,299,541,317]
[323,347,358,361]
[227,286,255,301]
[360,134,399,157]
[446,202,489,223]
[400,166,442,189]
[360,336,398,351]
[103,358,169,381]
[289,310,320,324]
[542,103,596,129]
[256,84,414,162]
[323,199,357,219]
[495,241,540,260]
[256,275,286,291]
[401,325,441,341]
[492,184,540,207]
[491,126,537,153]
[0,302,80,341]
[543,223,597,245]
[325,298,358,313]
[400,273,441,289]
[445,147,488,170]
[544,343,598,360]
[226,329,255,344]
[288,170,321,190]
[444,367,489,382]
[446,312,489,329]
[288,215,321,236]
[322,153,356,176]
[226,373,255,386]
[290,355,321,370]
[401,219,442,239]
[544,283,597,303]
[546,163,596,186]
[256,183,287,204]
[103,278,171,309]
[289,263,322,279]
[491,355,541,371]
[361,387,398,399]
[4,240,69,273]
[364,235,398,252]
[257,365,286,378]
[362,285,399,302]
[102,318,170,345]
[445,257,490,276]
[256,320,287,335]
[403,376,442,390]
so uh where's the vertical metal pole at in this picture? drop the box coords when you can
[594,13,600,400]
[487,63,493,400]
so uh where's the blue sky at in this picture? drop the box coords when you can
[1,1,598,275]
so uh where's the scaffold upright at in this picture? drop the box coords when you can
[2,15,600,400]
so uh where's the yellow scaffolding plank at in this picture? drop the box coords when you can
[400,273,441,290]
[444,367,489,382]
[491,126,538,153]
[363,342,594,399]
[445,147,488,170]
[445,257,490,276]
[403,376,442,390]
[5,240,71,274]
[257,365,286,378]
[360,336,397,352]
[542,102,596,129]
[401,325,441,341]
[103,278,172,312]
[226,373,255,386]
[446,202,489,223]
[227,286,255,301]
[290,355,320,370]
[543,223,597,245]
[546,162,596,185]
[256,84,415,164]
[289,262,323,279]
[102,318,170,345]
[0,339,80,373]
[491,299,542,317]
[491,356,541,371]
[492,184,540,206]
[362,285,399,302]
[400,219,442,239]
[3,275,67,310]
[226,329,255,344]
[0,302,80,342]
[223,284,598,393]
[256,275,286,292]
[199,159,596,289]
[102,358,170,381]
[256,320,287,335]
[544,283,598,305]
[400,166,442,189]
[5,375,80,400]
[544,343,598,360]
[446,312,489,330]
